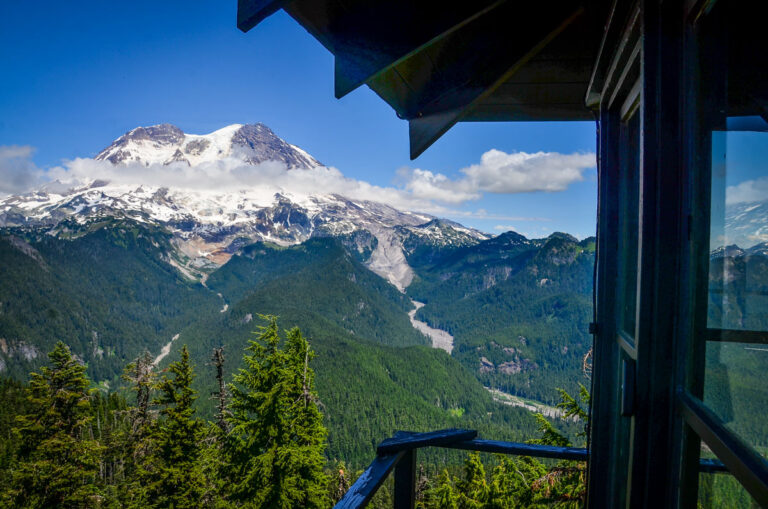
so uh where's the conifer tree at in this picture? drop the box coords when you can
[8,341,103,508]
[122,351,155,438]
[116,351,157,506]
[211,347,229,434]
[457,452,489,508]
[145,345,206,508]
[430,470,459,509]
[227,316,329,508]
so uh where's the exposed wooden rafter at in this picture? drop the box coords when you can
[407,7,585,159]
[237,0,287,33]
[331,1,507,99]
[238,0,600,159]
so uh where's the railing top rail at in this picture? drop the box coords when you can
[334,428,728,509]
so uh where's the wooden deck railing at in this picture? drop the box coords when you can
[334,428,727,508]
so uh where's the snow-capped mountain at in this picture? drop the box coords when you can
[0,123,488,290]
[95,123,320,168]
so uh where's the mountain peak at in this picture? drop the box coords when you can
[95,122,320,169]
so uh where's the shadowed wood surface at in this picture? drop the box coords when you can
[333,451,405,509]
[376,428,477,455]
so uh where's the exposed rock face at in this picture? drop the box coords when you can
[479,357,495,373]
[498,358,538,375]
[184,138,210,156]
[7,235,45,266]
[0,338,40,371]
[97,124,185,164]
[230,123,320,168]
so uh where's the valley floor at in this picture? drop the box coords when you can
[485,387,567,419]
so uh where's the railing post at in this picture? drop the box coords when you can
[393,449,416,509]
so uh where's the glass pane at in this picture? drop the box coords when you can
[704,79,768,460]
[619,111,640,337]
[703,340,768,458]
[698,471,761,508]
[708,127,768,331]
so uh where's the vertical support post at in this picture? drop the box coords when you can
[393,449,416,509]
[587,108,622,509]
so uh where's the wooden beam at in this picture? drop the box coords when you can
[679,392,768,507]
[237,0,286,33]
[377,428,477,455]
[446,439,589,461]
[333,451,405,509]
[332,0,507,99]
[408,7,585,159]
[393,449,417,509]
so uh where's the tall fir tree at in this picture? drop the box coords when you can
[145,345,207,508]
[116,351,157,507]
[211,347,230,434]
[227,316,329,508]
[6,341,103,508]
[122,351,155,438]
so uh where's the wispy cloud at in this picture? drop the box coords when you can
[2,146,595,219]
[0,146,47,197]
[726,177,768,204]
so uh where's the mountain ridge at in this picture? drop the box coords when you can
[0,122,488,289]
[95,122,321,168]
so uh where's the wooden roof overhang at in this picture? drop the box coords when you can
[237,0,611,159]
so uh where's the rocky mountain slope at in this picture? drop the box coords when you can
[0,123,487,289]
[95,123,320,168]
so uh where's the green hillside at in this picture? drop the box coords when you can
[207,238,426,347]
[175,238,550,465]
[407,232,595,403]
[0,221,219,382]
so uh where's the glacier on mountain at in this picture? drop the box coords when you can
[0,123,488,290]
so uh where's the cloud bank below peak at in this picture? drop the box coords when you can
[1,144,596,220]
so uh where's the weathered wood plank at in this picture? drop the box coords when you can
[334,451,405,509]
[446,439,589,461]
[377,429,477,455]
[393,449,417,509]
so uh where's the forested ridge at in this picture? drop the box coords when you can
[407,232,596,403]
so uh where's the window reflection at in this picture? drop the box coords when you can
[705,120,768,458]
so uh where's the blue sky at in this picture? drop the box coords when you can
[0,0,598,238]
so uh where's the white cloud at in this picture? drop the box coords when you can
[726,177,768,204]
[398,149,595,204]
[41,156,456,215]
[461,149,595,193]
[0,146,46,197]
[1,146,595,219]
